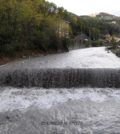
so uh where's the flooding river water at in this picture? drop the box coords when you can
[0,88,120,134]
[0,47,120,134]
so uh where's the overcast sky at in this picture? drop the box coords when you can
[47,0,120,16]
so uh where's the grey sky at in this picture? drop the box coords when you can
[47,0,120,16]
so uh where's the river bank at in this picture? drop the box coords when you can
[0,50,55,66]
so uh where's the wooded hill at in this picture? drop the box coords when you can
[0,0,120,57]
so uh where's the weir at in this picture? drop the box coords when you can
[0,47,120,134]
[0,68,120,88]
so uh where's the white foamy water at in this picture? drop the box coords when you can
[0,88,120,134]
[1,47,120,69]
[0,87,120,112]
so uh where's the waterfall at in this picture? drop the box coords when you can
[0,68,119,88]
[0,47,120,134]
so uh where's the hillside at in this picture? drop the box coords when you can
[0,0,120,63]
[96,12,118,20]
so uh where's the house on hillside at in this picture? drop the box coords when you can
[74,33,89,48]
[105,34,120,43]
[56,20,70,38]
[55,20,70,52]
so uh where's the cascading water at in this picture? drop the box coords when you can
[0,68,120,88]
[0,47,120,134]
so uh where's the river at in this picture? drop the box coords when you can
[0,47,120,134]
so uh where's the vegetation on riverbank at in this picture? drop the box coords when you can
[0,0,120,60]
[112,48,120,57]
